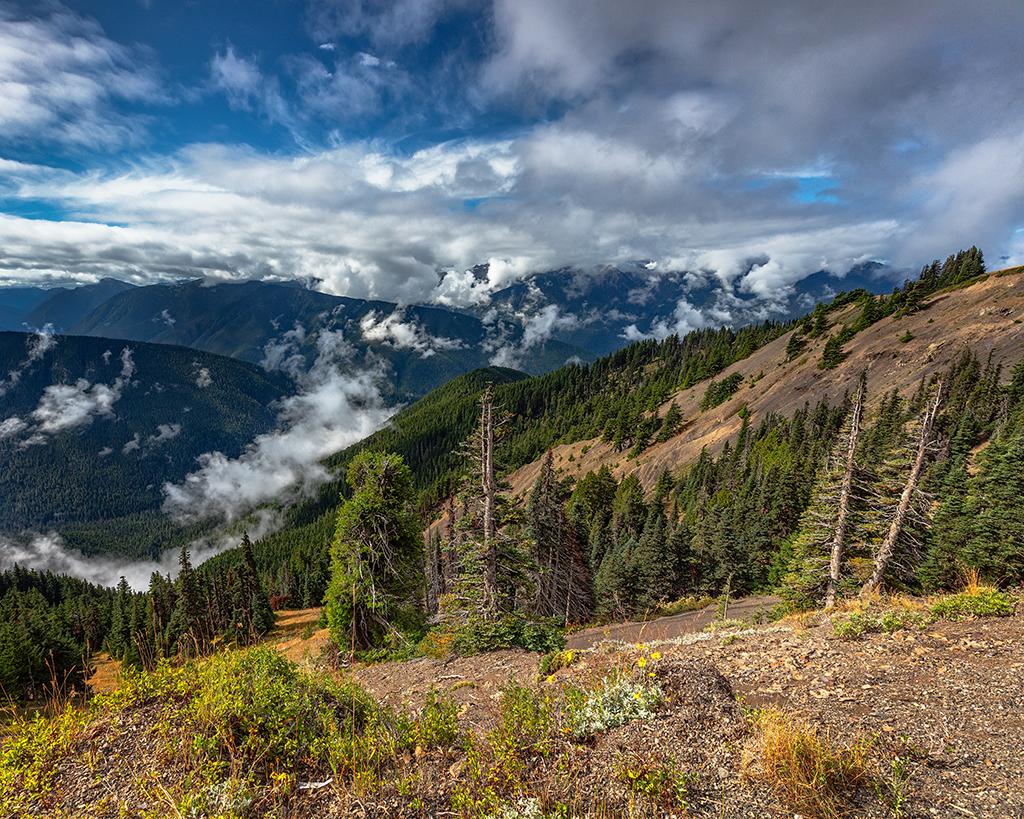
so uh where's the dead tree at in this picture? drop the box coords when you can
[479,385,498,613]
[825,375,866,609]
[861,383,943,597]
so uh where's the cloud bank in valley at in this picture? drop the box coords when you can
[0,512,279,590]
[162,327,393,524]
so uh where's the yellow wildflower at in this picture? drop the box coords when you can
[650,651,662,661]
[637,656,647,668]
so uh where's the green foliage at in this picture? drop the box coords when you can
[614,753,691,811]
[832,608,926,640]
[538,648,576,678]
[929,587,1014,620]
[325,451,423,651]
[785,331,807,362]
[700,371,744,410]
[446,615,565,656]
[562,674,662,738]
[0,568,114,700]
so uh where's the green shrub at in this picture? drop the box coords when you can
[449,615,565,656]
[833,609,926,640]
[538,649,577,678]
[654,595,714,616]
[930,587,1014,620]
[615,753,691,811]
[416,690,463,749]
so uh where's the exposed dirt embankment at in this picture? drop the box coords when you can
[508,270,1024,496]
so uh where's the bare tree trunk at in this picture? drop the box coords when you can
[825,377,865,609]
[480,386,498,614]
[860,385,942,597]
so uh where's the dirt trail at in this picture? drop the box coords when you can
[566,595,778,649]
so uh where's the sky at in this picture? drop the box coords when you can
[2,0,1024,307]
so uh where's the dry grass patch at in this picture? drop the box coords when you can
[745,708,873,819]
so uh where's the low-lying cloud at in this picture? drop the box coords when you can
[359,309,465,358]
[163,327,393,524]
[0,511,280,590]
[0,326,55,398]
[30,347,135,434]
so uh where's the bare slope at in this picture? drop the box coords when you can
[508,269,1024,496]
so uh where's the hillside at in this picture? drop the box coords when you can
[0,332,290,556]
[507,267,1024,496]
[25,278,137,332]
[237,262,1023,613]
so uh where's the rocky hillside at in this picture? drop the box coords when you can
[508,267,1024,496]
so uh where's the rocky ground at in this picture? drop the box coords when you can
[260,600,1024,816]
[36,599,1024,817]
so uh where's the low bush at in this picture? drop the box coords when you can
[538,649,576,678]
[930,587,1014,620]
[654,595,714,617]
[448,615,565,657]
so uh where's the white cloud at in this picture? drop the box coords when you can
[0,416,27,438]
[0,4,162,148]
[359,309,465,357]
[0,514,279,590]
[163,328,393,523]
[157,308,176,327]
[29,348,134,435]
[0,325,55,397]
[147,422,181,445]
[194,365,213,388]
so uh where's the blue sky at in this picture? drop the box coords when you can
[1,0,1023,312]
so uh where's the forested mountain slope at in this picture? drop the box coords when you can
[237,258,1022,610]
[71,279,587,399]
[0,332,290,556]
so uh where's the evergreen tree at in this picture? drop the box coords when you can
[324,452,423,652]
[170,545,204,657]
[657,402,683,441]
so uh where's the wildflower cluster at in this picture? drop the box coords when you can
[564,667,662,739]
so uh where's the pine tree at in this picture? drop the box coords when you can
[528,452,594,622]
[631,509,675,611]
[656,402,683,441]
[170,545,204,657]
[324,452,423,652]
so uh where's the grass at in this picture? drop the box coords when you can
[747,708,873,819]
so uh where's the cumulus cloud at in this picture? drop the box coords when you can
[487,303,579,368]
[29,348,134,435]
[359,309,465,357]
[193,364,213,388]
[163,328,393,524]
[622,299,709,342]
[1,1,1022,307]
